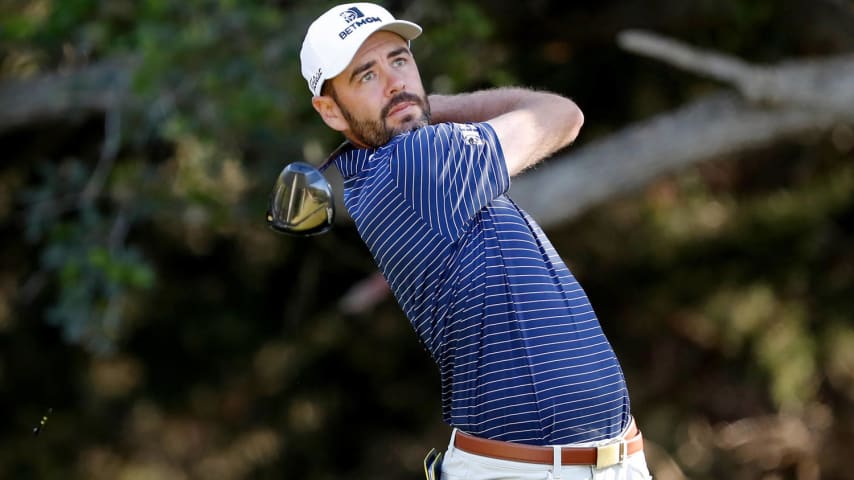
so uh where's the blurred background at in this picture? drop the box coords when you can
[1,0,853,479]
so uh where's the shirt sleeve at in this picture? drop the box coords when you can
[390,122,511,241]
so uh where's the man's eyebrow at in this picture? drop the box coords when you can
[348,47,412,84]
[349,60,376,84]
[387,47,411,59]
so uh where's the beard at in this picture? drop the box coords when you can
[333,91,432,148]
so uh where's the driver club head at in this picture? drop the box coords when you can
[266,161,335,236]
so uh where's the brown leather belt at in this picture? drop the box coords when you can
[454,420,643,469]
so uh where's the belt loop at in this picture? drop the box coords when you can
[552,446,562,479]
[448,428,459,453]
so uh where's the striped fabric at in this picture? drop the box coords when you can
[334,122,630,445]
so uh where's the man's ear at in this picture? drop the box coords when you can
[312,95,349,132]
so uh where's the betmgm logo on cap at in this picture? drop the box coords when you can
[300,2,422,96]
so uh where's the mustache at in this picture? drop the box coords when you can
[381,92,424,119]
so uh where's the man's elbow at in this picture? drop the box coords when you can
[564,101,584,145]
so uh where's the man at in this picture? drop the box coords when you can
[300,3,651,479]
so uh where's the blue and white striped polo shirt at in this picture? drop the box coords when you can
[334,122,630,446]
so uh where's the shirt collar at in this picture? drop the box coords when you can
[331,129,421,179]
[333,143,375,179]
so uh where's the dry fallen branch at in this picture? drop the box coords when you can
[713,407,833,480]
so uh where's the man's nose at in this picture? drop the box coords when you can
[386,70,406,96]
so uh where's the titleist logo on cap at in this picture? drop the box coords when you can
[309,68,322,92]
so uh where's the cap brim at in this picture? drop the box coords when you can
[380,20,422,42]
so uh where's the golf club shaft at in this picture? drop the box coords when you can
[318,141,352,173]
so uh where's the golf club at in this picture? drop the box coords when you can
[266,142,351,236]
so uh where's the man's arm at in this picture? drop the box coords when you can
[428,88,583,177]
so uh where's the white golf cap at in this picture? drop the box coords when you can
[300,3,422,96]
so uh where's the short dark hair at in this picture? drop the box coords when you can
[321,81,335,97]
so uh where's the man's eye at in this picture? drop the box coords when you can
[393,58,406,67]
[360,72,376,83]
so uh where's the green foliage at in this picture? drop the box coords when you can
[129,0,297,144]
[43,226,155,353]
[2,0,506,355]
[19,159,154,353]
[415,2,513,92]
[1,0,853,479]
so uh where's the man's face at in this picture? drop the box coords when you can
[324,31,430,148]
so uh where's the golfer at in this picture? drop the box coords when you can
[301,3,651,479]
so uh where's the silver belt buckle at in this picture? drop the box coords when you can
[595,440,626,469]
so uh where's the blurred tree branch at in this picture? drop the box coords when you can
[617,30,854,118]
[511,30,854,229]
[0,59,135,133]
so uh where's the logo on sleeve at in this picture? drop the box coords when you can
[459,124,484,145]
